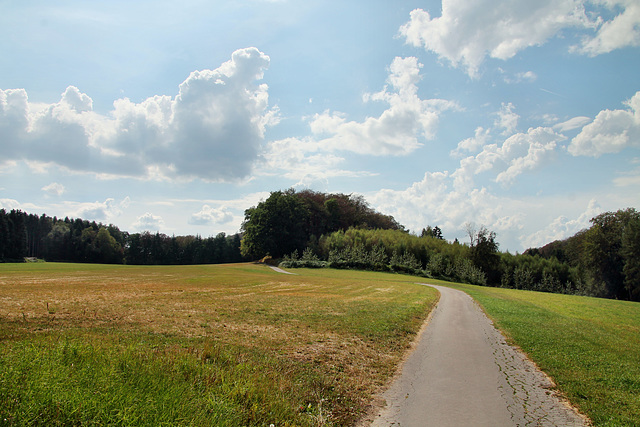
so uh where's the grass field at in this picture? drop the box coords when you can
[453,283,640,427]
[2,263,639,426]
[0,262,437,426]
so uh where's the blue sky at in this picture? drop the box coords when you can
[1,0,639,252]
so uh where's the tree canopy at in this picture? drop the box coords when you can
[240,189,404,259]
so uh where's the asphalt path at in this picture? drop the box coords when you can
[269,265,297,274]
[367,284,589,427]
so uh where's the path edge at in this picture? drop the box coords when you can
[355,283,441,426]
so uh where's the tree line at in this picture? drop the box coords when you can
[3,192,638,302]
[0,209,245,265]
[240,191,639,301]
[525,208,640,300]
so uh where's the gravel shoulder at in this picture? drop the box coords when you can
[365,284,590,427]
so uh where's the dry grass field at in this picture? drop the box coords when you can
[0,262,438,426]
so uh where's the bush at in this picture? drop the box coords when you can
[279,248,328,269]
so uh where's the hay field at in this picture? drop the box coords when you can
[0,262,437,426]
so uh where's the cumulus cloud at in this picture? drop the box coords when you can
[576,0,640,55]
[521,199,601,248]
[370,117,569,248]
[516,71,537,82]
[0,47,276,182]
[450,127,491,157]
[42,182,65,196]
[399,0,636,76]
[452,127,563,189]
[495,102,519,135]
[132,212,165,231]
[261,137,374,187]
[494,128,563,185]
[502,70,538,84]
[309,57,458,156]
[189,205,233,226]
[0,198,23,211]
[569,91,640,156]
[260,56,457,185]
[371,171,506,241]
[70,197,129,221]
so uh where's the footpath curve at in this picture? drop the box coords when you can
[367,284,589,427]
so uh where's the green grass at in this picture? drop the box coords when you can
[0,263,438,426]
[1,332,301,426]
[450,283,640,427]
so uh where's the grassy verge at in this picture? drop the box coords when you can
[449,283,640,427]
[0,263,437,426]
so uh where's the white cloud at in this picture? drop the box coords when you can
[371,171,507,242]
[613,165,640,187]
[261,137,374,187]
[0,47,276,182]
[553,116,592,132]
[189,204,233,226]
[452,127,563,189]
[259,56,457,186]
[516,71,537,82]
[569,91,640,156]
[70,197,129,221]
[369,118,569,249]
[614,173,640,187]
[451,127,491,157]
[42,182,65,196]
[495,102,519,135]
[576,0,640,55]
[521,199,601,248]
[502,70,538,84]
[494,127,562,185]
[132,212,165,232]
[399,0,592,76]
[399,1,638,77]
[308,57,458,156]
[0,198,23,211]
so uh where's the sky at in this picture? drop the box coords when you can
[1,0,639,252]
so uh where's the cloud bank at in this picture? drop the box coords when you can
[0,47,276,182]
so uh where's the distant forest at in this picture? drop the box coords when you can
[2,190,639,301]
[0,209,245,265]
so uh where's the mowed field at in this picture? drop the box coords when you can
[1,263,639,426]
[0,262,438,426]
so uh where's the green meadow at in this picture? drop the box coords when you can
[1,263,639,426]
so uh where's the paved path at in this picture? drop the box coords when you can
[368,284,588,427]
[268,265,296,274]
